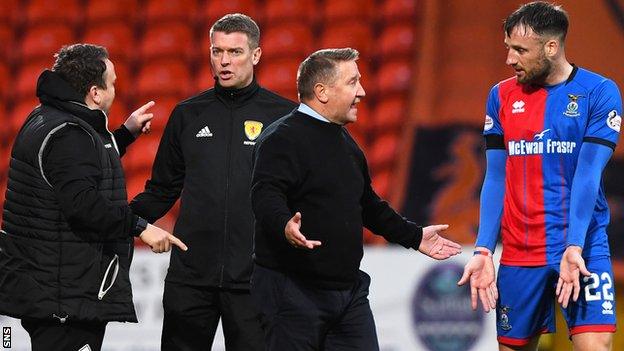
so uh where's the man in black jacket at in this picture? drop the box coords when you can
[129,13,297,351]
[0,44,186,351]
[250,48,462,350]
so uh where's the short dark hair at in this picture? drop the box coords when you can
[210,13,260,49]
[504,1,569,42]
[52,43,109,96]
[297,48,359,101]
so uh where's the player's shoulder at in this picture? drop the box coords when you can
[493,76,522,98]
[569,67,619,94]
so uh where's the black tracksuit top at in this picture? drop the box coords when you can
[130,79,297,289]
[251,110,423,290]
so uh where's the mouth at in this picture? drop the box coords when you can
[219,71,233,80]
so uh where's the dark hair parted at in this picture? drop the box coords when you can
[297,48,359,101]
[504,1,569,42]
[52,43,109,96]
[210,13,260,48]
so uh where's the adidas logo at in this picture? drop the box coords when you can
[196,126,213,138]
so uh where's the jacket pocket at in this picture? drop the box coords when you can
[98,254,119,300]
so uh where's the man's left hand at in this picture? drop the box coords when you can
[124,100,155,137]
[418,224,462,260]
[556,245,591,308]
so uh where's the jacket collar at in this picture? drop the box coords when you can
[214,76,260,105]
[36,70,109,133]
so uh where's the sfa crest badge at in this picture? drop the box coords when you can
[244,120,263,141]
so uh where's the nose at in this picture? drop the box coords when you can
[357,82,366,98]
[220,52,230,66]
[506,49,518,66]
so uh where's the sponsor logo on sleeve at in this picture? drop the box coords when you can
[484,115,494,131]
[607,110,621,132]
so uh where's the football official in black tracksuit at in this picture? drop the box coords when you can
[251,48,463,351]
[129,14,296,351]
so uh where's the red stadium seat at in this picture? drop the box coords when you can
[0,62,9,101]
[139,23,195,62]
[145,0,198,23]
[19,24,75,63]
[371,168,393,201]
[257,58,299,100]
[0,0,19,25]
[261,22,313,60]
[371,96,407,131]
[264,0,315,24]
[82,21,135,63]
[203,0,257,25]
[379,0,418,22]
[136,59,192,98]
[142,96,179,133]
[124,134,161,173]
[321,22,373,57]
[109,59,132,99]
[376,59,413,94]
[124,169,152,200]
[15,60,51,100]
[106,101,129,132]
[0,23,13,62]
[368,132,400,171]
[379,23,416,58]
[194,64,216,92]
[85,0,138,24]
[322,0,375,22]
[25,0,81,26]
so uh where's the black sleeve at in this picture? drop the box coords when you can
[359,152,422,249]
[129,107,185,223]
[42,126,137,240]
[113,124,135,157]
[251,131,300,242]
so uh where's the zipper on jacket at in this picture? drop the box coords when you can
[98,254,120,300]
[56,233,64,322]
[220,95,236,287]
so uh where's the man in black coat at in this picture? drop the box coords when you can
[129,13,297,351]
[0,44,186,351]
[251,48,462,350]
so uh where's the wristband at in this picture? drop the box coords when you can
[473,250,492,257]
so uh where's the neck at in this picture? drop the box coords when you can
[302,100,343,125]
[544,57,573,85]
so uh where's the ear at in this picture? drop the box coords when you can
[86,85,100,105]
[313,82,329,103]
[544,39,558,58]
[252,47,262,65]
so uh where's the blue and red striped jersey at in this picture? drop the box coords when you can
[484,66,622,266]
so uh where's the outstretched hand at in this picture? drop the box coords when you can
[556,245,591,308]
[418,224,462,259]
[457,248,498,312]
[139,223,188,253]
[124,100,155,137]
[284,212,322,250]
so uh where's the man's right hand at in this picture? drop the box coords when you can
[457,248,498,312]
[284,212,322,249]
[139,223,188,253]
